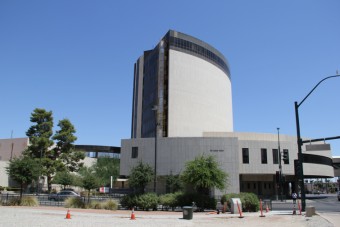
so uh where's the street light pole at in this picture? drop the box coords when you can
[277,128,283,201]
[152,105,158,193]
[294,101,305,210]
[295,74,340,211]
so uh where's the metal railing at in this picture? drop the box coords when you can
[0,193,125,207]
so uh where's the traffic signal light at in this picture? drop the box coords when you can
[281,174,286,183]
[294,159,301,177]
[282,150,289,163]
[276,171,280,182]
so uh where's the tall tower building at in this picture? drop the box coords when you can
[122,30,334,196]
[131,30,233,139]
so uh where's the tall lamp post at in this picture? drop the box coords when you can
[277,128,283,201]
[152,105,158,193]
[295,74,340,211]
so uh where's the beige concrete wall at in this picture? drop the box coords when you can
[168,50,233,137]
[0,138,29,161]
[120,133,336,196]
[0,161,9,187]
[334,157,340,177]
[120,137,240,196]
[204,132,335,177]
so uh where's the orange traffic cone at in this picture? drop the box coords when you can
[65,209,71,219]
[130,208,136,220]
[259,199,265,217]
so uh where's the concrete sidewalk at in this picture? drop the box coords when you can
[0,206,335,227]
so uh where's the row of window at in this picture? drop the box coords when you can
[240,182,272,190]
[168,36,230,76]
[131,147,290,165]
[242,148,289,164]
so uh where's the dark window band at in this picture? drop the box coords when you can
[168,36,230,77]
[302,154,333,166]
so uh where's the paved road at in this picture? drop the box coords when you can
[308,194,340,213]
[0,206,337,227]
[308,194,340,227]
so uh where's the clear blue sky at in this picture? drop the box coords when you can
[1,1,340,155]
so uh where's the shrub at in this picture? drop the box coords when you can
[20,196,38,206]
[120,194,139,209]
[64,197,85,209]
[240,193,259,212]
[220,193,239,206]
[88,201,102,209]
[1,196,38,206]
[6,197,21,206]
[120,193,159,211]
[136,193,159,211]
[159,193,179,211]
[176,192,216,211]
[220,192,259,212]
[103,199,118,210]
[220,193,239,211]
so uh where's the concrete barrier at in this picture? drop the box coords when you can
[306,206,315,217]
[230,198,242,214]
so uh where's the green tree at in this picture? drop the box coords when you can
[92,156,120,187]
[52,119,85,173]
[52,171,75,189]
[129,162,154,193]
[24,109,84,192]
[165,173,183,193]
[6,156,40,198]
[181,155,228,195]
[78,166,100,203]
[24,108,54,192]
[24,108,54,158]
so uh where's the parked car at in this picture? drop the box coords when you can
[48,190,80,201]
[313,190,321,195]
[337,191,340,201]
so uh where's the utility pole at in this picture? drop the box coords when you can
[152,105,158,193]
[277,128,283,201]
[295,74,340,211]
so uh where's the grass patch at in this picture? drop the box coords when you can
[103,199,118,210]
[88,201,103,209]
[21,196,39,206]
[64,197,85,209]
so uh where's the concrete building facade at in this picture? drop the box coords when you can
[120,132,334,197]
[121,30,336,198]
[0,138,118,190]
[131,30,233,139]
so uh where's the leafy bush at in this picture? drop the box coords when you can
[220,192,259,212]
[120,194,140,209]
[120,193,159,211]
[159,193,179,210]
[103,199,118,210]
[220,193,239,206]
[240,193,259,212]
[64,197,85,209]
[136,193,159,211]
[20,196,38,206]
[176,192,216,211]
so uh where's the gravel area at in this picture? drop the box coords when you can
[0,206,334,227]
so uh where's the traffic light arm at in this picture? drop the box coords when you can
[294,74,340,212]
[301,136,340,144]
